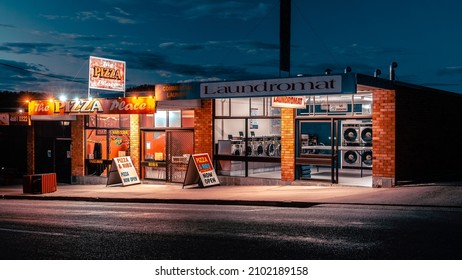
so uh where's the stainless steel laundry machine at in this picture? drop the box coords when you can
[360,122,372,146]
[342,150,361,168]
[361,150,373,168]
[342,121,361,146]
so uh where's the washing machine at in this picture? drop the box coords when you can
[361,150,373,168]
[342,121,361,146]
[342,150,361,168]
[360,123,372,146]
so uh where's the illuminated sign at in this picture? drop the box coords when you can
[155,82,200,100]
[28,97,155,115]
[89,56,126,92]
[200,74,357,98]
[272,96,306,108]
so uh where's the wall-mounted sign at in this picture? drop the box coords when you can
[183,153,220,188]
[89,56,126,92]
[329,103,348,112]
[0,112,30,126]
[106,156,141,187]
[155,82,200,100]
[28,97,155,115]
[200,74,356,98]
[272,96,306,108]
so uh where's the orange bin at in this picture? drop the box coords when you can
[23,173,57,194]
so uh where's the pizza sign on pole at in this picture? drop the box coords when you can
[106,156,141,187]
[183,153,220,188]
[89,56,126,92]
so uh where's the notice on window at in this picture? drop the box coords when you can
[183,153,220,188]
[106,156,141,187]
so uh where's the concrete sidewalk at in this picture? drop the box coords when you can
[2,182,462,208]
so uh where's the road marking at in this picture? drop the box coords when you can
[0,227,79,237]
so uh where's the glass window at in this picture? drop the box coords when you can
[85,129,108,160]
[248,161,281,179]
[182,110,195,127]
[109,129,130,158]
[140,114,154,128]
[215,119,246,144]
[120,115,130,128]
[97,114,119,128]
[87,115,97,127]
[215,99,230,116]
[144,131,166,161]
[168,111,181,127]
[214,97,282,180]
[231,98,250,116]
[250,98,264,117]
[155,111,167,127]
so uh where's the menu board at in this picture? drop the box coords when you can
[106,156,141,187]
[183,153,220,188]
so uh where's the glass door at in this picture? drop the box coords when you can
[166,130,194,183]
[296,119,339,183]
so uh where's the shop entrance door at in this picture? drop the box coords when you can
[166,130,194,183]
[296,119,339,183]
[55,138,72,184]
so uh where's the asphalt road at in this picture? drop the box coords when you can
[1,199,462,260]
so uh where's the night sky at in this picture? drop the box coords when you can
[1,0,462,97]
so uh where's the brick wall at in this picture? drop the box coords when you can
[281,107,295,181]
[71,116,85,177]
[372,89,396,187]
[194,100,213,158]
[130,114,140,176]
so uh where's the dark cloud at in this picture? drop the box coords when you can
[162,0,272,20]
[41,7,136,25]
[159,42,207,51]
[0,58,86,93]
[436,66,462,76]
[332,44,409,62]
[98,47,269,81]
[35,30,108,42]
[1,42,63,55]
[159,40,279,53]
[0,59,49,91]
[0,23,16,28]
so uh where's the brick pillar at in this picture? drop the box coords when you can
[26,125,34,175]
[194,100,213,159]
[71,116,85,178]
[130,114,140,176]
[372,89,396,187]
[281,107,295,181]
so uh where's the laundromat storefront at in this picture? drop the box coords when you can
[202,73,375,186]
[203,73,462,187]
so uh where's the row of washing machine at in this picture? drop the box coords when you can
[341,120,373,168]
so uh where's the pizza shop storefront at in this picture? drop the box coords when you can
[26,84,209,185]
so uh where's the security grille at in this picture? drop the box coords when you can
[166,130,194,183]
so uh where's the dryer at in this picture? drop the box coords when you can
[360,122,372,146]
[342,121,361,146]
[361,150,373,168]
[342,150,361,168]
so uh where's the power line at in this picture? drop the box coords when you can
[0,61,86,84]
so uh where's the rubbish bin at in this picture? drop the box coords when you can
[31,175,42,194]
[23,173,57,194]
